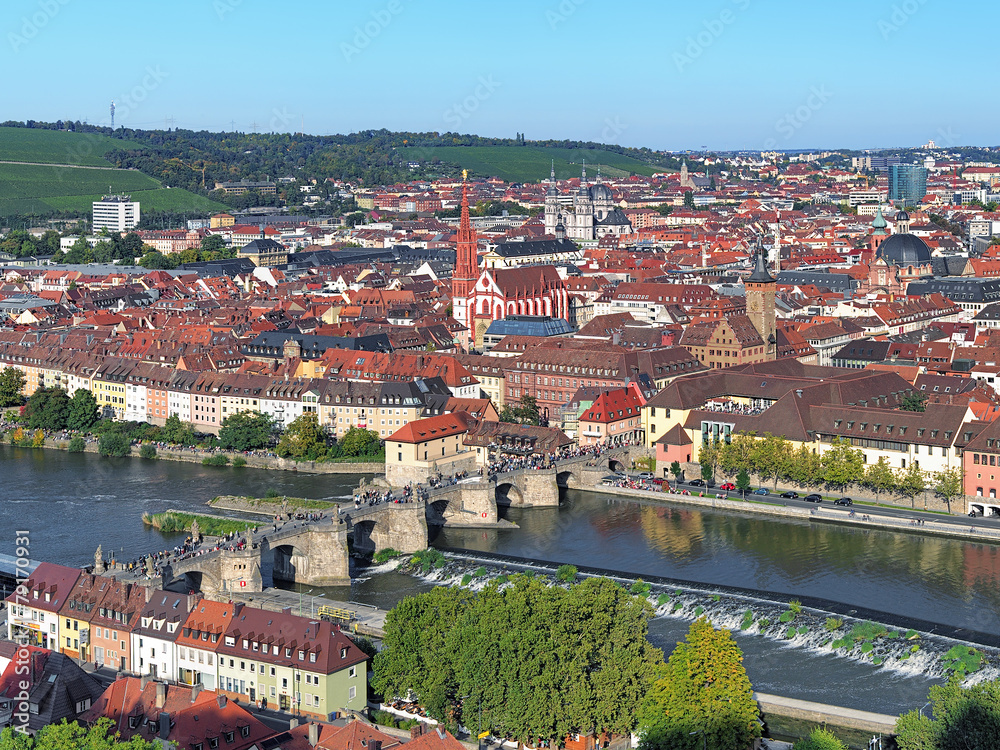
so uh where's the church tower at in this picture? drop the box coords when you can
[544,160,560,236]
[745,244,777,361]
[573,161,593,239]
[451,171,478,344]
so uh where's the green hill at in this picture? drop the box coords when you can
[0,126,143,166]
[414,145,665,182]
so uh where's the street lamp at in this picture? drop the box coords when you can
[312,592,326,618]
[689,730,707,750]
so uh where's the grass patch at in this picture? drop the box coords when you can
[848,621,888,643]
[741,610,754,629]
[785,627,797,639]
[142,511,252,536]
[211,494,335,510]
[494,574,508,585]
[906,629,920,640]
[942,645,983,677]
[657,593,671,607]
[630,579,651,596]
[202,455,229,466]
[797,625,809,635]
[674,589,683,596]
[473,567,487,578]
[873,656,883,665]
[778,611,795,623]
[694,606,704,617]
[711,594,720,602]
[461,574,473,586]
[232,456,247,468]
[0,126,143,165]
[409,548,446,574]
[824,617,844,632]
[860,642,874,654]
[672,602,682,612]
[757,618,770,629]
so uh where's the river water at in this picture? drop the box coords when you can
[5,445,1000,715]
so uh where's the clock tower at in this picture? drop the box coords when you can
[745,243,777,361]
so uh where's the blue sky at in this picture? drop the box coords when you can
[2,0,991,151]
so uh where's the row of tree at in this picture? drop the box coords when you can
[696,432,965,510]
[373,576,760,750]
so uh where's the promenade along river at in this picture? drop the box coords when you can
[5,445,1000,715]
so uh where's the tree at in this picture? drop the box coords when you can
[900,391,927,412]
[755,433,793,490]
[201,234,226,253]
[98,432,131,457]
[864,457,896,502]
[655,203,674,216]
[373,576,662,745]
[0,367,26,407]
[161,413,195,445]
[0,718,163,750]
[684,190,695,209]
[788,444,823,486]
[670,461,683,483]
[218,410,275,452]
[67,388,99,431]
[933,467,964,514]
[895,677,1000,750]
[277,412,328,459]
[336,426,382,457]
[638,617,760,750]
[23,387,70,431]
[736,468,751,497]
[498,394,541,426]
[793,728,848,750]
[138,251,176,269]
[897,463,928,509]
[821,438,864,492]
[699,439,721,483]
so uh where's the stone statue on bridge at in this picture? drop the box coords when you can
[191,519,200,544]
[94,545,104,574]
[145,555,155,577]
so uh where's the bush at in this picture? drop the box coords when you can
[461,574,473,586]
[67,436,85,453]
[630,579,651,596]
[202,455,230,466]
[824,617,843,632]
[265,488,280,498]
[232,456,247,468]
[139,444,157,459]
[556,564,578,582]
[793,727,848,750]
[373,548,401,564]
[98,432,131,457]
[409,548,446,574]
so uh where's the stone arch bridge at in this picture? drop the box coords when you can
[160,451,628,595]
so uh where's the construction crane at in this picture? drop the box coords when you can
[169,156,209,189]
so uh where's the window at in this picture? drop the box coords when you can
[348,686,357,700]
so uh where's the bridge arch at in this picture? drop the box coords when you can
[271,542,310,583]
[556,469,578,488]
[608,457,628,474]
[495,481,524,507]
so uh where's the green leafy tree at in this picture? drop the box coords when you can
[793,728,848,750]
[821,438,864,492]
[98,432,131,457]
[753,433,794,490]
[933,467,965,514]
[336,426,382,457]
[498,394,541,426]
[201,234,226,253]
[718,431,755,475]
[0,366,27,407]
[638,617,760,750]
[736,468,751,497]
[897,463,928,509]
[161,413,195,446]
[684,190,695,208]
[900,391,927,412]
[67,388,100,431]
[217,410,275,452]
[787,444,823,486]
[138,251,176,269]
[895,677,1000,750]
[0,718,164,750]
[277,412,328,459]
[670,461,683,483]
[23,387,70,431]
[864,457,896,502]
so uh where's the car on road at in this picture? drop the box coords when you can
[719,482,736,490]
[780,491,799,499]
[835,497,853,506]
[638,472,654,480]
[804,493,823,503]
[753,488,769,495]
[688,479,706,487]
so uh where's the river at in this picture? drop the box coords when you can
[5,445,1000,715]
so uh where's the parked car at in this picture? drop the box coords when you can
[780,491,799,499]
[804,493,823,503]
[719,482,736,490]
[638,472,654,480]
[835,497,853,506]
[651,477,665,485]
[753,488,769,495]
[688,479,706,487]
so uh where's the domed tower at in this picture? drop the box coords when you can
[544,160,560,236]
[869,205,889,255]
[588,165,614,221]
[555,212,566,241]
[895,209,911,235]
[574,161,594,239]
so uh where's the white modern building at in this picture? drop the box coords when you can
[92,194,140,232]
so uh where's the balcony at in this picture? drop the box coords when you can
[582,430,602,438]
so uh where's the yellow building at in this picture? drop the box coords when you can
[385,411,477,485]
[210,213,235,228]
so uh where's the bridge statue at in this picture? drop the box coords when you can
[94,545,104,574]
[190,519,200,544]
[145,555,155,577]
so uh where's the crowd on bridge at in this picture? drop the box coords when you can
[486,441,628,478]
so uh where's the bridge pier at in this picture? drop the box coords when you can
[428,482,497,526]
[515,469,560,507]
[346,502,428,554]
[264,525,350,588]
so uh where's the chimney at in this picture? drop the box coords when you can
[145,586,154,602]
[795,389,803,398]
[140,675,150,690]
[308,723,319,747]
[155,681,167,709]
[289,718,299,730]
[410,725,424,740]
[191,684,203,703]
[282,607,292,615]
[217,694,227,709]
[435,727,446,740]
[159,711,171,740]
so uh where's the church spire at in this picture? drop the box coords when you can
[547,160,557,196]
[578,159,588,196]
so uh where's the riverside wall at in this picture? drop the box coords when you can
[13,435,384,475]
[587,483,1000,545]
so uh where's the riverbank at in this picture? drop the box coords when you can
[586,483,1000,546]
[209,494,340,516]
[7,433,385,475]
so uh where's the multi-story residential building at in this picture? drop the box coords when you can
[92,358,136,420]
[578,383,647,446]
[176,600,241,689]
[385,411,477,486]
[453,353,508,408]
[6,562,81,652]
[92,194,140,232]
[593,282,717,323]
[167,369,199,424]
[131,590,199,681]
[89,579,148,672]
[57,573,106,662]
[216,609,368,718]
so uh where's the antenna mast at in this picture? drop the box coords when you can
[110,101,115,130]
